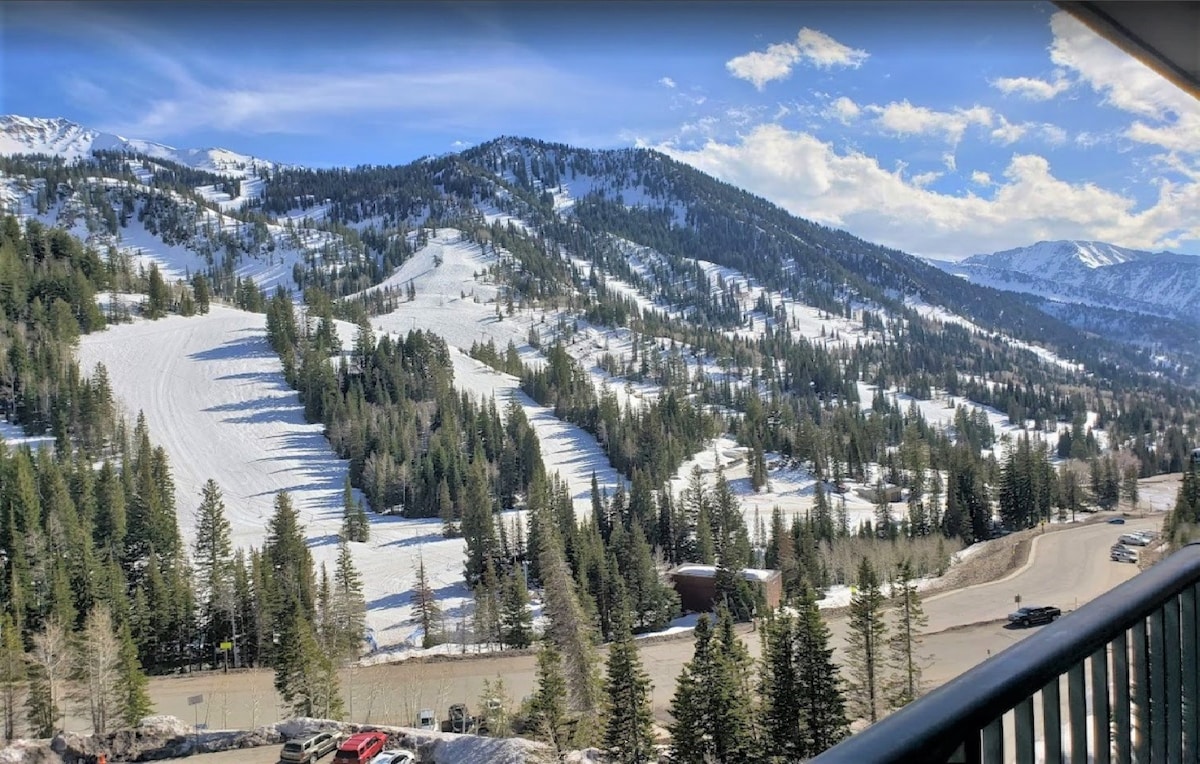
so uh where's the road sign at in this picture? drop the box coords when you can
[219,641,232,651]
[187,694,204,706]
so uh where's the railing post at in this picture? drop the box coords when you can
[1165,595,1183,763]
[981,716,1003,764]
[1132,619,1150,763]
[1067,662,1087,764]
[1186,584,1200,761]
[1042,676,1062,762]
[1113,629,1132,764]
[1149,607,1167,761]
[1090,646,1110,764]
[1015,695,1035,764]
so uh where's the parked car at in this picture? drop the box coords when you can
[280,731,340,764]
[1119,533,1149,547]
[369,751,415,764]
[1111,547,1139,563]
[332,732,388,764]
[1008,605,1062,627]
[1107,517,1126,524]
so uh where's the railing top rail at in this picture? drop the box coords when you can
[811,541,1200,763]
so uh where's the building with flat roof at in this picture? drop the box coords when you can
[668,564,783,612]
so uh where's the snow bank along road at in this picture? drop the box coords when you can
[110,513,1160,737]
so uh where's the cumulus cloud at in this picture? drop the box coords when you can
[990,116,1027,145]
[867,100,993,145]
[654,124,1200,259]
[658,76,676,89]
[823,96,861,124]
[991,73,1072,100]
[971,171,993,186]
[1049,10,1200,157]
[726,28,868,90]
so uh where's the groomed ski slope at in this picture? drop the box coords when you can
[75,303,625,655]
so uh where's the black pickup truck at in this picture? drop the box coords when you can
[1008,605,1061,627]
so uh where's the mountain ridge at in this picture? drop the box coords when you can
[2,114,1197,385]
[945,239,1200,323]
[0,114,281,176]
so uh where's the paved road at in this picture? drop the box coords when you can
[68,511,1163,740]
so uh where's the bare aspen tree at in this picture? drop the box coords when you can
[72,605,122,734]
[26,618,71,737]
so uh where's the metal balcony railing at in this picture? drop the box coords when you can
[811,541,1200,764]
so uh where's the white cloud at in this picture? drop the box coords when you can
[823,96,861,124]
[991,73,1072,101]
[910,171,942,188]
[795,28,869,69]
[658,76,677,89]
[654,123,1200,259]
[726,28,868,90]
[1040,124,1068,146]
[868,100,993,145]
[990,116,1027,145]
[971,171,993,186]
[1049,10,1200,156]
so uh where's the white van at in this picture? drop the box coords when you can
[1119,533,1149,547]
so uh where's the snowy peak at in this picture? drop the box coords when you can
[0,114,280,177]
[948,238,1200,323]
[962,240,1155,275]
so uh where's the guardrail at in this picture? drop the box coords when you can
[811,541,1200,763]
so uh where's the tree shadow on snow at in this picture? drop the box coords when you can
[380,532,445,549]
[187,334,276,362]
[214,370,294,393]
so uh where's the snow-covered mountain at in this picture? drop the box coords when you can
[939,239,1200,322]
[0,114,279,176]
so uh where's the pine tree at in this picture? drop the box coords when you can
[794,580,848,754]
[473,559,502,650]
[885,559,928,709]
[461,449,497,585]
[413,552,443,649]
[532,481,602,739]
[845,557,888,723]
[191,273,210,313]
[812,480,835,542]
[331,539,366,660]
[758,611,803,762]
[602,584,656,764]
[709,606,758,759]
[668,614,714,764]
[0,612,26,741]
[264,490,316,648]
[145,263,169,319]
[499,567,533,649]
[527,641,572,755]
[273,598,342,719]
[114,620,151,727]
[192,479,235,662]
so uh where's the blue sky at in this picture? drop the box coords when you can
[2,1,1199,259]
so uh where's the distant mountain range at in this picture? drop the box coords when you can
[0,114,279,176]
[936,240,1200,323]
[1,113,1198,385]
